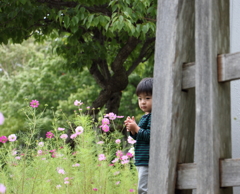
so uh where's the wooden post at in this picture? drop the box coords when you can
[195,0,232,193]
[148,0,195,193]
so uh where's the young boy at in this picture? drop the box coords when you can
[124,77,153,194]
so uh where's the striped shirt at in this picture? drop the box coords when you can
[130,113,151,166]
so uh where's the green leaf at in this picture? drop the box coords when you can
[88,14,94,24]
[71,16,79,26]
[64,16,70,28]
[19,0,27,5]
[142,23,149,34]
[119,15,124,23]
[92,16,99,26]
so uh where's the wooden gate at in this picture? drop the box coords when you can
[149,0,240,193]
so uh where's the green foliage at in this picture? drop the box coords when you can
[0,0,156,134]
[0,0,156,70]
[0,103,137,193]
[0,39,100,136]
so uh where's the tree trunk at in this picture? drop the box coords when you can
[105,91,122,114]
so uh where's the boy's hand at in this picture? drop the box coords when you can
[124,116,140,134]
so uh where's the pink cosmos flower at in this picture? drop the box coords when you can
[37,150,43,155]
[60,134,68,140]
[129,189,135,192]
[111,158,119,163]
[8,134,17,142]
[15,156,21,160]
[97,141,104,144]
[116,181,121,185]
[0,136,8,143]
[92,188,98,191]
[49,149,56,153]
[121,159,130,164]
[72,163,80,167]
[105,112,117,120]
[58,127,65,131]
[116,150,123,158]
[30,100,39,108]
[116,116,124,118]
[64,181,69,184]
[98,154,106,161]
[102,118,110,125]
[57,168,65,174]
[127,136,136,144]
[101,124,109,132]
[87,106,90,109]
[121,155,128,160]
[56,185,61,189]
[51,152,57,158]
[38,142,44,147]
[70,133,77,139]
[0,184,6,194]
[126,152,133,158]
[46,132,54,138]
[115,139,121,144]
[75,126,84,134]
[64,177,69,181]
[0,113,4,125]
[74,100,83,106]
[12,150,17,155]
[120,155,130,164]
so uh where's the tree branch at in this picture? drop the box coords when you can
[127,37,155,75]
[111,37,139,73]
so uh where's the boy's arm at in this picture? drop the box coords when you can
[130,131,137,140]
[135,128,150,142]
[135,115,151,142]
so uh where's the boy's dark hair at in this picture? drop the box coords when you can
[136,77,153,96]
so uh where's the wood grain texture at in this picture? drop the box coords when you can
[149,0,195,193]
[182,62,195,90]
[218,52,240,82]
[176,163,197,190]
[221,158,240,187]
[195,0,232,193]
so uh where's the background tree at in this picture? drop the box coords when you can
[0,38,152,136]
[0,0,156,114]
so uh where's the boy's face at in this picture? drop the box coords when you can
[138,93,152,114]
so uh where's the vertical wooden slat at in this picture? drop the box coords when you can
[195,1,232,193]
[148,0,195,193]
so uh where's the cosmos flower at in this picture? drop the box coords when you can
[8,134,17,142]
[46,132,54,138]
[30,100,39,108]
[98,154,106,161]
[0,136,8,143]
[0,113,4,125]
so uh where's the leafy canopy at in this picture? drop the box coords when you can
[0,0,157,114]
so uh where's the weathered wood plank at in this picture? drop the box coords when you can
[182,62,195,90]
[218,52,240,82]
[176,163,197,190]
[149,0,195,194]
[195,0,232,193]
[221,158,240,187]
[176,159,240,189]
[182,52,240,90]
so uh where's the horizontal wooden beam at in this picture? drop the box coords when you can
[182,62,195,90]
[176,163,197,189]
[182,51,240,90]
[221,158,240,187]
[176,158,240,189]
[218,52,240,82]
